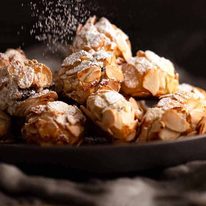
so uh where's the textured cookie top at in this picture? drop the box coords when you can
[0,49,53,115]
[129,50,175,76]
[138,84,206,142]
[82,90,143,142]
[22,101,86,145]
[121,50,179,97]
[72,16,132,62]
[57,50,123,104]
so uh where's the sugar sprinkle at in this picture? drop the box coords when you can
[29,0,96,52]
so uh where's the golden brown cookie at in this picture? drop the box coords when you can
[71,16,132,62]
[22,101,86,146]
[81,90,144,142]
[121,50,179,97]
[0,57,53,115]
[57,50,123,104]
[138,84,206,142]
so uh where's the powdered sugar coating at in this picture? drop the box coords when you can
[62,50,92,67]
[121,50,179,97]
[82,90,143,142]
[22,101,86,145]
[0,49,53,116]
[129,50,175,76]
[57,50,123,104]
[72,16,132,62]
[138,84,206,143]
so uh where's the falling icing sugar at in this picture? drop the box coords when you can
[29,0,96,52]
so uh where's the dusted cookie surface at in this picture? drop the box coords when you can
[57,50,123,104]
[121,50,179,97]
[0,49,27,68]
[138,84,206,142]
[81,90,143,142]
[22,101,86,145]
[14,90,58,117]
[0,50,53,115]
[5,49,27,64]
[71,16,132,62]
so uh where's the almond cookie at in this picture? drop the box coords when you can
[22,101,86,146]
[57,50,123,104]
[71,16,132,62]
[81,90,144,142]
[138,84,206,142]
[121,50,179,97]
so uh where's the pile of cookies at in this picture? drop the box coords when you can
[0,49,85,145]
[1,16,206,146]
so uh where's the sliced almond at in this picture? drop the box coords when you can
[105,65,124,82]
[124,129,136,142]
[197,117,206,134]
[122,64,139,89]
[159,128,180,140]
[128,97,138,110]
[14,91,58,117]
[161,109,190,133]
[77,66,101,83]
[143,69,160,96]
[166,76,179,94]
[94,95,107,109]
[15,65,35,89]
[0,53,9,67]
[99,79,120,92]
[67,125,82,137]
[189,108,205,126]
[129,97,143,119]
[32,62,53,88]
[187,131,197,136]
[85,69,101,83]
[115,32,132,62]
[102,109,116,128]
[150,120,164,133]
[145,50,175,76]
[158,71,166,89]
[136,50,145,57]
[137,127,149,143]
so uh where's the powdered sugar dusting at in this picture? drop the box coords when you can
[62,50,92,67]
[66,61,101,75]
[29,0,96,52]
[104,91,123,104]
[92,50,112,61]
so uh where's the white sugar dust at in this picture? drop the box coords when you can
[29,0,95,52]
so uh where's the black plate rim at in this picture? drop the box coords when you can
[1,134,206,150]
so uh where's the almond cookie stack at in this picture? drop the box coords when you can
[0,49,86,145]
[1,16,206,145]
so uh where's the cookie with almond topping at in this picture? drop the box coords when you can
[57,50,123,104]
[22,101,86,145]
[81,90,144,142]
[121,50,179,97]
[71,16,132,62]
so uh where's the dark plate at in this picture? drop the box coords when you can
[1,135,206,174]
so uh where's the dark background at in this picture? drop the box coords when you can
[0,0,206,81]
